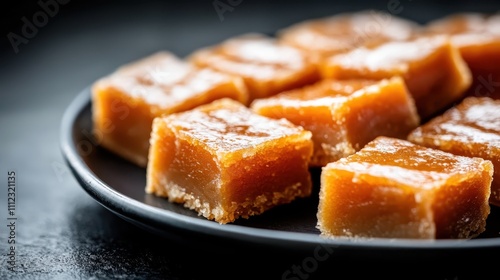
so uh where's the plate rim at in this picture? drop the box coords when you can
[60,87,500,251]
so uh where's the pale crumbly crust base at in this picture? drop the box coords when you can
[147,180,308,224]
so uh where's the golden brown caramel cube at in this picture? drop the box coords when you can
[278,10,420,63]
[146,98,314,224]
[408,97,500,206]
[320,35,472,121]
[188,33,321,102]
[317,136,492,239]
[251,76,420,167]
[425,13,500,100]
[91,51,248,167]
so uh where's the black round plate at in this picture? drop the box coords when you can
[60,87,500,256]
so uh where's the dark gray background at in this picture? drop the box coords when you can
[1,0,500,279]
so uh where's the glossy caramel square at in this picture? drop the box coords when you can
[320,35,472,120]
[278,10,420,63]
[250,76,420,167]
[146,98,314,224]
[91,51,248,167]
[408,96,500,206]
[425,13,500,100]
[317,136,492,239]
[188,33,321,102]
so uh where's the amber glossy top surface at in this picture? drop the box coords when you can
[279,10,419,54]
[251,78,380,108]
[325,35,449,73]
[95,51,240,108]
[425,13,500,48]
[328,136,484,189]
[410,97,500,145]
[426,13,500,35]
[189,33,312,79]
[161,99,310,152]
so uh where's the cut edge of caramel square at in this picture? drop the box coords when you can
[317,136,492,240]
[319,35,472,121]
[407,96,500,206]
[146,98,314,224]
[91,51,249,167]
[250,76,420,167]
[187,33,321,102]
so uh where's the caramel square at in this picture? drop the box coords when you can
[408,96,500,206]
[320,35,472,120]
[425,13,500,100]
[146,98,314,224]
[91,51,248,167]
[188,33,320,102]
[251,76,420,167]
[317,136,492,239]
[278,10,420,63]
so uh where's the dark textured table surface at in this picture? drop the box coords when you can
[1,0,500,279]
